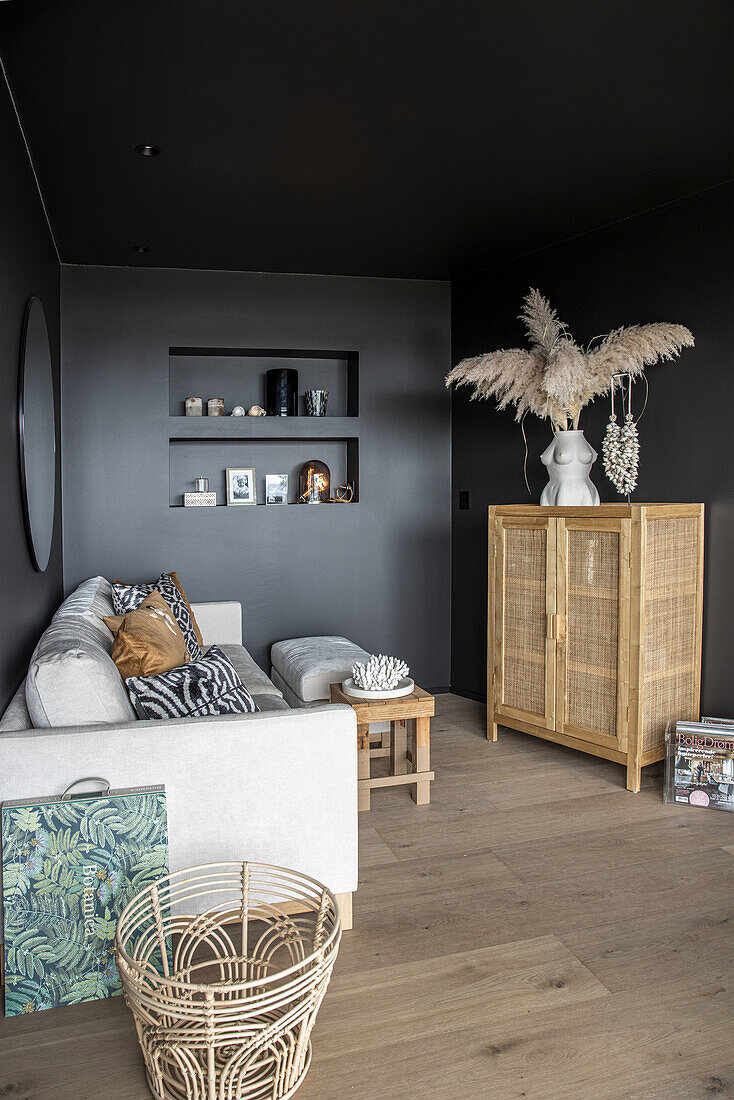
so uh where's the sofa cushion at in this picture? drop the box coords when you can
[112,572,203,657]
[270,666,317,709]
[0,680,32,731]
[105,590,191,679]
[270,636,370,702]
[54,575,115,629]
[125,645,259,720]
[25,612,137,729]
[250,693,290,713]
[218,644,283,699]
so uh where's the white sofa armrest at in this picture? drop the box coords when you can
[190,601,243,645]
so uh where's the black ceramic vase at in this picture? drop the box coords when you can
[266,368,298,417]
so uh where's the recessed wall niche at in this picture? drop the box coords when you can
[168,345,360,506]
[169,437,359,506]
[169,347,359,417]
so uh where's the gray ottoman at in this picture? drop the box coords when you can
[271,636,389,732]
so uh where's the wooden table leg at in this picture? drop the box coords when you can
[411,716,431,804]
[390,719,408,775]
[357,723,371,811]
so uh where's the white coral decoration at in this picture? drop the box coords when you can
[352,654,409,691]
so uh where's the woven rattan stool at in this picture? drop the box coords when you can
[115,861,341,1100]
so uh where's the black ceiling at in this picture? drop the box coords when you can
[1,0,733,279]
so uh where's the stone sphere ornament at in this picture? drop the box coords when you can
[230,405,246,417]
[247,405,267,416]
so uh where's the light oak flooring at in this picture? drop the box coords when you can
[2,694,734,1098]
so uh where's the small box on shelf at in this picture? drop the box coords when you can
[184,492,217,507]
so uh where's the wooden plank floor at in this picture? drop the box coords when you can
[2,694,733,1098]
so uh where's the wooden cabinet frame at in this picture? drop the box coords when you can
[555,515,631,754]
[487,504,704,792]
[492,515,557,731]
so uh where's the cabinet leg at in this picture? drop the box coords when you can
[626,759,642,793]
[487,720,499,742]
[357,723,371,811]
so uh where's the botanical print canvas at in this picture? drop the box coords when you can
[2,787,168,1016]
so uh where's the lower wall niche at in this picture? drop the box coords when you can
[169,437,359,506]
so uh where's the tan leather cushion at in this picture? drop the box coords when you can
[104,590,190,679]
[112,570,204,649]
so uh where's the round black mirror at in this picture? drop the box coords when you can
[18,296,56,572]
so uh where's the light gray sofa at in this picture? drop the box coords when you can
[0,577,358,928]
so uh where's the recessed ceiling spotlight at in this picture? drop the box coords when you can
[135,144,161,157]
[133,245,151,254]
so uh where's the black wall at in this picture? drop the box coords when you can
[451,184,734,713]
[0,78,62,712]
[61,266,451,689]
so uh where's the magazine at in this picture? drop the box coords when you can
[665,719,734,811]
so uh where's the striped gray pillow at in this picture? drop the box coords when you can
[126,646,258,720]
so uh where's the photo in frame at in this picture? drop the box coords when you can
[265,473,288,505]
[226,467,256,505]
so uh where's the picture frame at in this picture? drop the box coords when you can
[226,467,257,505]
[265,473,289,505]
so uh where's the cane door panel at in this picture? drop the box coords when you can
[556,518,630,750]
[493,516,556,730]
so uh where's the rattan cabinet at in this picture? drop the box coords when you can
[487,504,704,791]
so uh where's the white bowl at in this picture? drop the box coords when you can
[341,677,414,700]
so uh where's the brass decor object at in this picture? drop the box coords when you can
[487,504,704,792]
[115,861,342,1100]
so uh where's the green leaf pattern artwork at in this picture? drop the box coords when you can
[2,790,168,1016]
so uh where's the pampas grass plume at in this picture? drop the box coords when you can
[446,290,694,428]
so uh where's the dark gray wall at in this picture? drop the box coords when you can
[61,266,451,689]
[451,184,734,714]
[0,77,62,712]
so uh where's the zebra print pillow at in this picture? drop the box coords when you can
[112,574,202,659]
[125,645,259,720]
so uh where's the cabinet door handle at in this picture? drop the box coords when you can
[547,613,566,641]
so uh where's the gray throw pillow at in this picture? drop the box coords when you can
[125,646,259,720]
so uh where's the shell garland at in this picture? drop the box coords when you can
[602,413,624,491]
[603,412,639,495]
[352,654,409,691]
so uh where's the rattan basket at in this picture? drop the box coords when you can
[115,861,342,1100]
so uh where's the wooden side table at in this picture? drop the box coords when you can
[329,683,435,810]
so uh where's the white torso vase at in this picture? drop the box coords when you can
[540,430,600,506]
